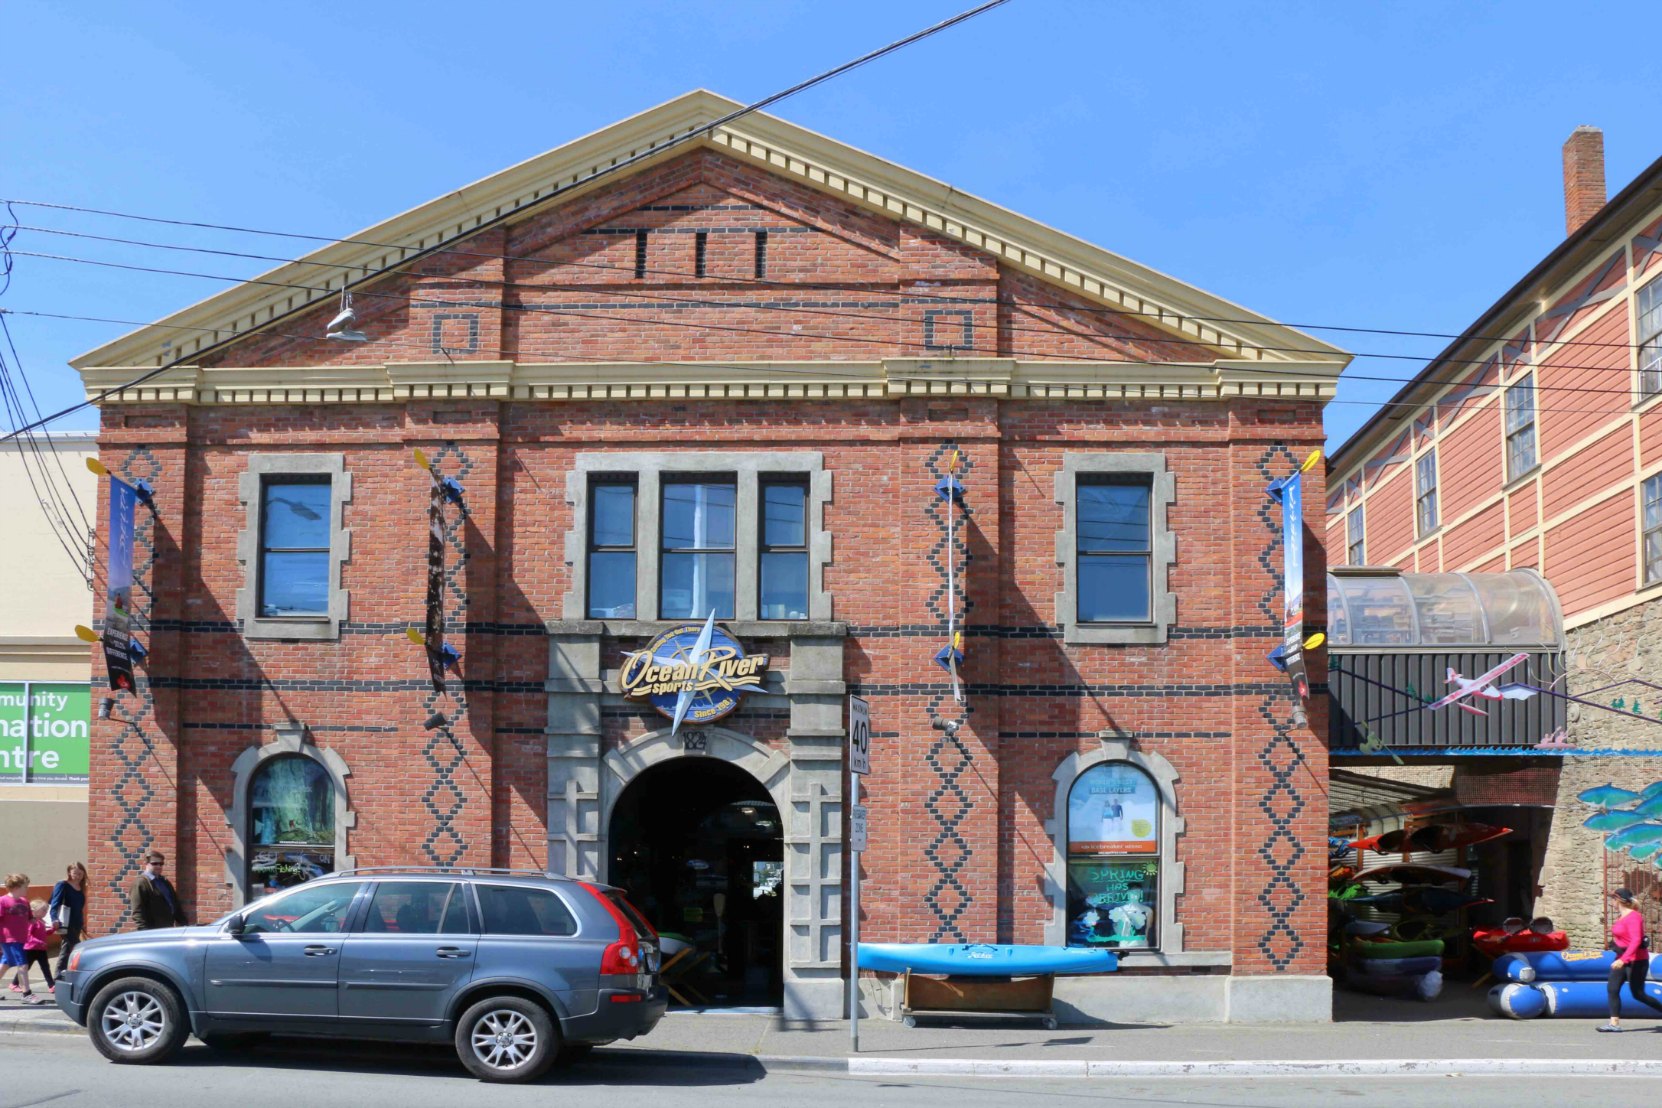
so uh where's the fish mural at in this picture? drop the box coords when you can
[1578,784,1641,808]
[1630,794,1662,820]
[1584,810,1647,833]
[1603,823,1662,851]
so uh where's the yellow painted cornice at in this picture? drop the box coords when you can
[82,357,1342,407]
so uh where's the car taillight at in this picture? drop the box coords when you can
[579,881,643,976]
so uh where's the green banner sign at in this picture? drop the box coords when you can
[0,682,91,784]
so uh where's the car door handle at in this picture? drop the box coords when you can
[303,945,336,957]
[435,947,470,959]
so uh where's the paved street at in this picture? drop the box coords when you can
[0,1030,1657,1108]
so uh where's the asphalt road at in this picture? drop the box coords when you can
[0,1030,1656,1107]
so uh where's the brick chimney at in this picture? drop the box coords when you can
[1562,125,1606,236]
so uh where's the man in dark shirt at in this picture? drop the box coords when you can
[129,851,187,930]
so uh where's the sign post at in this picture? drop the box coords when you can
[847,694,869,1053]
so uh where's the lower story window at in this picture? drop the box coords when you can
[248,754,336,894]
[1065,761,1160,949]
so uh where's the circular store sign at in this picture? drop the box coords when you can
[620,622,770,730]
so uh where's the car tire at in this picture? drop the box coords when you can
[454,996,558,1083]
[555,1042,595,1066]
[87,977,189,1065]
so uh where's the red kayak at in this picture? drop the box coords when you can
[1472,925,1569,960]
[1351,822,1510,854]
[1350,863,1470,886]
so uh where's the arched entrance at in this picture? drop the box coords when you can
[608,757,784,1007]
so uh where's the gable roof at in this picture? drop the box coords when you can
[74,90,1349,382]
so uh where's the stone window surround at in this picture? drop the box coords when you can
[562,451,833,622]
[224,724,356,907]
[1043,736,1228,967]
[1053,452,1176,645]
[236,453,352,640]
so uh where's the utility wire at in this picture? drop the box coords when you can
[8,248,1652,407]
[6,197,1649,358]
[0,0,1014,442]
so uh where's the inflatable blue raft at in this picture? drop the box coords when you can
[1494,949,1662,984]
[857,943,1119,976]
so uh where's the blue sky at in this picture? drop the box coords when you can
[6,0,1660,447]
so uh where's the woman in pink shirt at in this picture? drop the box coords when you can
[1600,886,1662,1032]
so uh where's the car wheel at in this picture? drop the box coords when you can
[555,1042,595,1066]
[87,977,188,1065]
[455,996,558,1083]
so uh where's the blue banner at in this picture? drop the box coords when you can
[1279,470,1309,700]
[102,477,138,691]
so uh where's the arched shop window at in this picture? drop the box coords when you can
[1066,761,1161,950]
[248,754,337,893]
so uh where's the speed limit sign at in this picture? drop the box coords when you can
[848,695,870,776]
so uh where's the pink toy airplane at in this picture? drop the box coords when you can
[1424,653,1530,716]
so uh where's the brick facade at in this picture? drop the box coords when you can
[83,122,1336,1021]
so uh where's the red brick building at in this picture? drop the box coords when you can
[75,92,1348,1021]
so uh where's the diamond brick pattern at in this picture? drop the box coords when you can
[421,443,472,865]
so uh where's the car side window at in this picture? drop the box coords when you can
[242,882,365,935]
[477,885,578,937]
[362,882,468,935]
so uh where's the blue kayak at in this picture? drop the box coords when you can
[1495,949,1662,984]
[857,943,1119,976]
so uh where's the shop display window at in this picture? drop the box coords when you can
[1065,761,1159,949]
[248,754,335,892]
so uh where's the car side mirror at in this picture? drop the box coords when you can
[225,914,246,937]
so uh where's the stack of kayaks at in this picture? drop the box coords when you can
[1488,949,1662,1019]
[1344,936,1445,1000]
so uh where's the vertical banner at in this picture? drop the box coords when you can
[1277,469,1310,701]
[423,465,447,692]
[102,477,139,691]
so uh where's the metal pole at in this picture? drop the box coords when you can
[849,762,860,1053]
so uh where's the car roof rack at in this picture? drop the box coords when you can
[329,866,567,879]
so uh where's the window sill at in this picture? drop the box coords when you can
[1632,391,1662,415]
[243,616,340,642]
[1502,465,1541,494]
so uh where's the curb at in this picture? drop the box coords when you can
[0,1017,78,1036]
[757,1057,1662,1078]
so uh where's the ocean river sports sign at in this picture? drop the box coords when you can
[621,614,769,734]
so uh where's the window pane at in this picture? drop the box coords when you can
[1078,555,1150,622]
[1647,476,1662,531]
[760,551,808,620]
[263,482,330,549]
[661,552,736,619]
[439,886,471,934]
[587,551,637,618]
[261,551,330,616]
[762,483,807,547]
[1066,859,1157,949]
[1068,762,1159,854]
[592,485,636,548]
[242,881,363,935]
[1077,483,1150,552]
[251,757,334,847]
[1647,531,1662,585]
[663,482,736,549]
[477,885,578,937]
[364,882,462,934]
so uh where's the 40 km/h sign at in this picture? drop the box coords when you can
[848,695,870,777]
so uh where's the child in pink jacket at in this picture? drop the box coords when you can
[0,874,32,1001]
[21,900,54,1001]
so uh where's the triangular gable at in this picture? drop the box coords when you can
[74,90,1350,379]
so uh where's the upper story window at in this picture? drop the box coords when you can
[238,454,352,640]
[260,480,331,617]
[564,453,831,624]
[1640,279,1662,401]
[1645,474,1662,586]
[661,480,737,619]
[1347,505,1366,565]
[1415,450,1439,536]
[587,482,638,619]
[759,481,809,620]
[1076,478,1152,623]
[1505,373,1538,481]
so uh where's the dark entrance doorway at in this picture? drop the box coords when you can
[608,758,783,1008]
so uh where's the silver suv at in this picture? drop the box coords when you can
[55,868,665,1082]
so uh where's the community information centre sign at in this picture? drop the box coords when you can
[0,682,91,784]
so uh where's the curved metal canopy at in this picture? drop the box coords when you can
[1326,569,1563,650]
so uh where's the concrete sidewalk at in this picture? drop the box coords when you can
[7,991,1662,1078]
